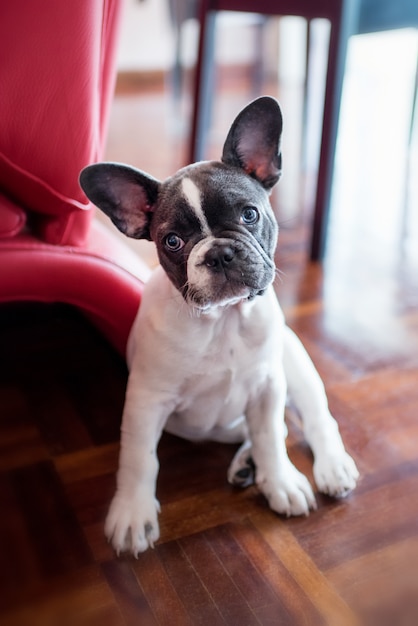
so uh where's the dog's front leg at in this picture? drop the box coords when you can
[105,368,173,557]
[283,326,359,497]
[246,368,317,517]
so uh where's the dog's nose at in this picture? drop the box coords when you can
[204,244,235,270]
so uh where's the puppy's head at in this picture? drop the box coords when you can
[80,96,283,310]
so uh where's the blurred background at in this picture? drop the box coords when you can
[106,0,418,267]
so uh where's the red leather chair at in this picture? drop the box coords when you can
[0,0,149,355]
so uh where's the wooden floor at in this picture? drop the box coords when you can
[1,72,418,625]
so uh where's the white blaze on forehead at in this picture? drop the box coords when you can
[181,177,211,236]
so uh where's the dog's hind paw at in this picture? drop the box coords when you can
[314,451,359,498]
[105,491,161,557]
[228,441,256,488]
[232,458,256,487]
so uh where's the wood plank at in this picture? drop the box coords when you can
[249,512,359,626]
[327,537,418,626]
[220,520,324,625]
[157,540,226,625]
[132,549,194,626]
[54,443,119,484]
[290,464,418,571]
[101,560,158,626]
[0,566,119,626]
[10,461,93,578]
[178,530,261,625]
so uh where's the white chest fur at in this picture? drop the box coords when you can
[127,266,285,441]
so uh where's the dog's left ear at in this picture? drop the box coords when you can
[222,96,283,190]
[79,163,160,240]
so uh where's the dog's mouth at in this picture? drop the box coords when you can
[185,283,259,311]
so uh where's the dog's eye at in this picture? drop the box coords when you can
[240,206,259,225]
[164,233,185,252]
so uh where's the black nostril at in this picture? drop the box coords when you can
[205,245,235,269]
[222,246,234,263]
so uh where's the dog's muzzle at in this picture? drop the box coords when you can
[185,237,275,309]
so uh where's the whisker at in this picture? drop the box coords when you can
[274,266,285,285]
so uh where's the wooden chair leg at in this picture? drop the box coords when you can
[189,0,216,163]
[310,0,361,260]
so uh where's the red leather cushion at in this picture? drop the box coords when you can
[0,220,149,355]
[0,193,26,238]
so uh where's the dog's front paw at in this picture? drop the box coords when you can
[259,464,317,517]
[314,451,359,498]
[105,491,161,557]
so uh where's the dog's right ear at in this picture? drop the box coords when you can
[79,163,160,240]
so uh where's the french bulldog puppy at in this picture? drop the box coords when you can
[80,96,358,557]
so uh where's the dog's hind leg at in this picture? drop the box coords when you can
[227,440,256,487]
[283,325,359,497]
